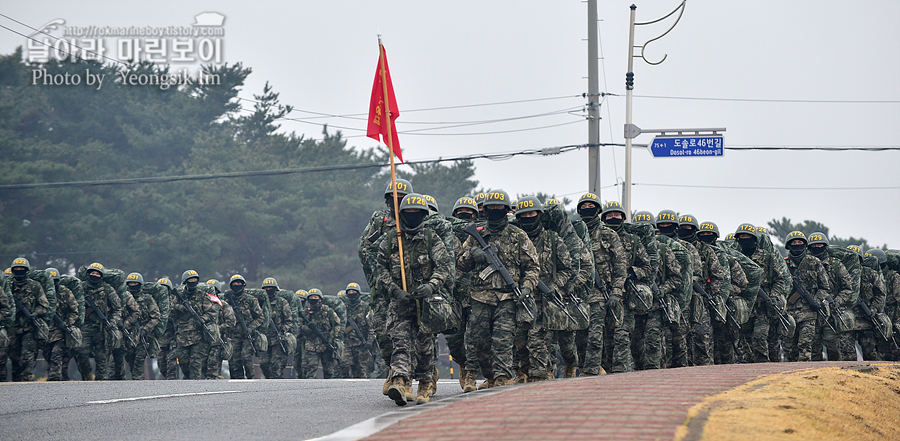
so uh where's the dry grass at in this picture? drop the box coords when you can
[674,364,900,441]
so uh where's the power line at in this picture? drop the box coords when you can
[602,143,900,151]
[630,182,900,191]
[0,145,585,190]
[602,92,899,104]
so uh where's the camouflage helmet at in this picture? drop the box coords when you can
[699,221,721,238]
[678,214,699,229]
[157,277,173,290]
[345,282,361,294]
[10,257,30,271]
[847,245,863,257]
[723,233,736,244]
[515,196,543,216]
[807,232,829,247]
[866,248,887,265]
[474,192,488,208]
[633,211,655,226]
[307,288,323,299]
[483,190,512,208]
[126,272,145,285]
[206,279,224,293]
[576,192,601,212]
[337,290,345,297]
[755,226,771,237]
[423,194,439,212]
[399,193,429,212]
[295,289,308,298]
[3,268,10,275]
[181,269,200,284]
[229,274,247,290]
[543,198,563,207]
[384,179,413,198]
[452,196,477,215]
[735,223,759,238]
[46,268,61,282]
[656,209,679,226]
[785,231,808,246]
[86,262,105,277]
[262,277,279,290]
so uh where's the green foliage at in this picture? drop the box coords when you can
[767,217,884,254]
[0,51,480,295]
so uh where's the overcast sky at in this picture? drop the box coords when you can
[3,1,899,248]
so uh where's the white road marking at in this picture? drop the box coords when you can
[86,390,241,405]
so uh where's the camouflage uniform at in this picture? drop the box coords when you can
[299,302,341,379]
[658,234,695,368]
[172,286,219,380]
[855,256,886,360]
[225,289,264,379]
[514,219,574,380]
[359,208,397,372]
[9,277,48,381]
[0,277,13,381]
[344,293,373,378]
[611,226,653,373]
[123,287,160,380]
[785,253,831,361]
[739,243,791,363]
[685,237,727,366]
[457,219,540,383]
[207,295,235,379]
[713,248,746,365]
[815,250,855,361]
[878,264,900,360]
[112,289,141,380]
[446,216,478,379]
[583,217,626,375]
[636,237,682,370]
[44,283,78,381]
[261,292,293,379]
[76,279,121,380]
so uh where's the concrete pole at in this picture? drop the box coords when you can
[624,4,636,220]
[587,0,601,195]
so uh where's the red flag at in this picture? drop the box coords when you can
[367,46,402,163]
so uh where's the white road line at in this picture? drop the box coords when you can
[86,390,241,405]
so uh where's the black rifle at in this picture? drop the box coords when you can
[757,288,792,335]
[464,223,534,320]
[593,269,620,325]
[269,319,288,353]
[693,281,728,323]
[171,289,225,347]
[346,313,374,358]
[51,314,78,342]
[85,294,135,346]
[789,277,837,333]
[13,294,44,338]
[824,296,850,331]
[536,280,576,324]
[227,293,259,357]
[625,273,652,311]
[649,282,677,324]
[856,299,899,349]
[301,308,337,353]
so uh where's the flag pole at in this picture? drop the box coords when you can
[379,34,407,292]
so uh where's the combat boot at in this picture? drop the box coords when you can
[564,366,577,378]
[477,378,493,390]
[84,372,95,381]
[493,375,512,387]
[403,377,415,402]
[382,375,392,396]
[527,372,548,383]
[513,369,527,384]
[386,376,408,406]
[416,381,433,405]
[462,370,477,393]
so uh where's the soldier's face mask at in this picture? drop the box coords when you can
[264,287,277,297]
[127,283,141,293]
[808,244,826,256]
[698,233,717,244]
[578,206,599,221]
[347,290,360,300]
[738,236,757,252]
[231,282,245,294]
[455,211,474,220]
[307,297,321,308]
[677,227,695,239]
[185,279,199,290]
[11,267,27,281]
[400,209,427,229]
[517,214,541,232]
[88,272,102,285]
[789,243,806,256]
[657,223,677,237]
[603,216,624,228]
[484,207,507,222]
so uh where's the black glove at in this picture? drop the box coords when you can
[393,287,411,303]
[413,284,433,299]
[471,247,488,265]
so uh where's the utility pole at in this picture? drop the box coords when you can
[587,0,601,196]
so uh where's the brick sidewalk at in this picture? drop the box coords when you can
[361,361,881,441]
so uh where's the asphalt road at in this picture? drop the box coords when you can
[0,378,466,441]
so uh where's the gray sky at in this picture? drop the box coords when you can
[4,1,899,248]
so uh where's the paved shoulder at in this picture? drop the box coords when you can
[360,362,882,441]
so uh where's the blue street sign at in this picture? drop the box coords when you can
[648,135,724,158]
